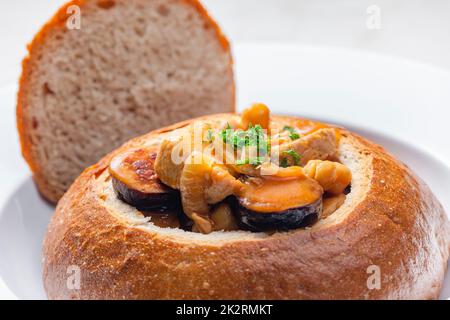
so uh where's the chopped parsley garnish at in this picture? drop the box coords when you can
[280,157,289,168]
[219,123,235,146]
[221,124,270,152]
[236,157,265,166]
[289,132,300,140]
[282,149,302,166]
[220,124,271,166]
[205,129,214,143]
[283,126,300,141]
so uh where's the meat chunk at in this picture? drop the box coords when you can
[155,122,211,189]
[273,128,339,166]
[155,138,186,189]
[304,160,352,195]
[179,152,243,233]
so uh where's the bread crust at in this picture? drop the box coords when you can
[43,114,450,300]
[17,0,235,204]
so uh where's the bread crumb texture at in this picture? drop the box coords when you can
[17,0,235,203]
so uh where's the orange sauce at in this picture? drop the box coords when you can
[239,176,323,213]
[143,212,180,228]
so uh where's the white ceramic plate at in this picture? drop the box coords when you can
[0,44,449,300]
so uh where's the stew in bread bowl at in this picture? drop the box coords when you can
[43,104,450,300]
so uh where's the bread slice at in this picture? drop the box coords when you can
[17,0,235,203]
[43,114,450,300]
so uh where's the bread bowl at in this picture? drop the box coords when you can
[17,0,234,204]
[43,104,450,300]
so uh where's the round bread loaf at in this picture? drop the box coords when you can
[42,114,450,300]
[17,0,235,203]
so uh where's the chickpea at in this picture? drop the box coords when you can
[241,103,270,130]
[211,203,239,231]
[304,160,352,195]
[191,213,213,234]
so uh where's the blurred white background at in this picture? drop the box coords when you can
[4,0,450,159]
[1,0,450,88]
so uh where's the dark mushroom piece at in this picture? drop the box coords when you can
[233,198,322,231]
[109,146,181,212]
[233,173,324,231]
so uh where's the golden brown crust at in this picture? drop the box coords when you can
[43,115,450,300]
[17,0,235,204]
[17,0,87,203]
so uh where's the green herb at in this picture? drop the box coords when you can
[220,124,271,166]
[205,129,215,143]
[283,125,301,141]
[220,124,270,154]
[282,149,302,166]
[220,123,235,146]
[289,132,300,140]
[236,157,265,166]
[280,158,289,168]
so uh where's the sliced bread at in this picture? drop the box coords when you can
[17,0,235,203]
